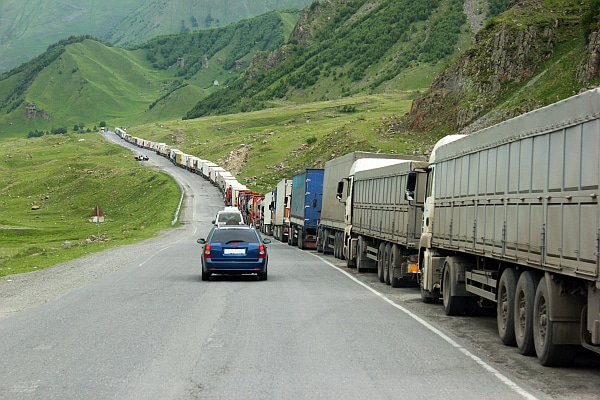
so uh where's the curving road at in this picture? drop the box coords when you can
[0,132,598,399]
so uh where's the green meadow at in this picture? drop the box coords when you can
[0,132,180,277]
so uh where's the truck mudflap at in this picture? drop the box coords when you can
[390,253,419,288]
[304,234,318,249]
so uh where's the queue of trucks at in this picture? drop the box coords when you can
[114,88,600,366]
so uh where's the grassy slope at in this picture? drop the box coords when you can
[0,132,181,277]
[127,94,418,193]
[3,40,171,136]
[0,0,314,73]
[0,10,299,137]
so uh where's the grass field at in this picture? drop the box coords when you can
[0,132,181,277]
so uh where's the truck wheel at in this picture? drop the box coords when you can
[533,276,577,366]
[390,245,406,288]
[383,243,391,285]
[514,271,538,356]
[497,268,517,346]
[377,242,386,283]
[321,230,329,254]
[356,236,366,273]
[421,287,440,304]
[442,266,466,315]
[298,230,304,250]
[338,232,346,260]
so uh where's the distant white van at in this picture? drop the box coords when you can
[212,208,244,227]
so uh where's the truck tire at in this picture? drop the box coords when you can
[338,232,346,260]
[298,230,304,250]
[497,268,517,346]
[514,271,538,356]
[421,287,440,304]
[533,276,577,366]
[383,243,391,285]
[390,245,406,288]
[377,242,386,283]
[333,232,340,259]
[356,236,367,273]
[442,266,466,315]
[323,230,333,254]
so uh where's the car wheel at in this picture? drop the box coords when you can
[201,271,210,281]
[258,268,268,281]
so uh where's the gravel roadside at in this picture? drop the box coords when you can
[0,174,194,322]
[0,227,189,321]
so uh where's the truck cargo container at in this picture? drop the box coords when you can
[342,159,428,286]
[226,181,248,207]
[261,191,274,236]
[207,165,226,185]
[272,178,292,242]
[201,161,218,180]
[412,88,600,366]
[289,169,324,249]
[318,152,416,257]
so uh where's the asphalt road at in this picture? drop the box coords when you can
[0,132,599,399]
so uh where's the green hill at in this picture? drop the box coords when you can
[0,11,299,138]
[0,0,314,73]
[185,0,473,118]
[2,0,599,142]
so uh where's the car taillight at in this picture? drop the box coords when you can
[258,244,266,259]
[204,244,211,258]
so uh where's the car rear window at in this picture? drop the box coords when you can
[217,213,242,223]
[211,229,259,243]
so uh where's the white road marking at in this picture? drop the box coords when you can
[310,252,540,400]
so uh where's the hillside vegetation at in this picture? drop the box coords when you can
[402,0,600,136]
[186,0,473,117]
[0,0,313,73]
[0,11,299,138]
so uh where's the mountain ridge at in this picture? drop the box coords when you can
[0,0,313,73]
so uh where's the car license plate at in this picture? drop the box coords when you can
[224,248,246,255]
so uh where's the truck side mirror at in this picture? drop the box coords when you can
[405,171,417,202]
[336,181,344,201]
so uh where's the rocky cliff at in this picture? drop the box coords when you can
[403,0,600,137]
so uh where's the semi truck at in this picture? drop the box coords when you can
[317,152,419,259]
[272,178,292,242]
[337,158,428,286]
[261,191,274,236]
[289,169,324,249]
[411,88,600,366]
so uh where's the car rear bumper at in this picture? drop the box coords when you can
[203,260,267,274]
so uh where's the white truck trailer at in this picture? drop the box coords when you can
[317,152,410,257]
[413,88,600,366]
[261,191,274,236]
[272,178,292,242]
[341,158,428,286]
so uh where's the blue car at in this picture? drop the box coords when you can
[197,225,271,281]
